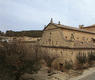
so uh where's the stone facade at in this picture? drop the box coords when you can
[81,24,95,32]
[40,21,95,64]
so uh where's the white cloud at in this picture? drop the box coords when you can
[0,0,95,31]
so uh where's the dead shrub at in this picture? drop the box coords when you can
[0,41,27,80]
[64,60,73,70]
[88,51,95,65]
[76,52,88,69]
[2,41,26,80]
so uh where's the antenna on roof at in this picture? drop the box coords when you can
[50,18,53,23]
[58,21,61,25]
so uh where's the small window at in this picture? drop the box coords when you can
[81,42,83,44]
[65,36,67,39]
[92,38,95,43]
[59,63,63,72]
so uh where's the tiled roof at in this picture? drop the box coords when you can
[49,23,95,34]
[83,24,95,28]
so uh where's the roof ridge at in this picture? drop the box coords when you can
[84,24,95,28]
[51,23,95,34]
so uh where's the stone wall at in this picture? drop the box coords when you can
[41,24,95,48]
[41,47,95,64]
[40,23,95,65]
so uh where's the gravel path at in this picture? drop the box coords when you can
[70,67,95,80]
[79,72,95,80]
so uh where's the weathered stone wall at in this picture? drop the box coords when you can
[40,23,95,64]
[62,29,95,42]
[41,47,95,64]
[40,28,64,47]
[41,24,95,48]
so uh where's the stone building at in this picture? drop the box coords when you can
[81,24,95,32]
[40,19,95,64]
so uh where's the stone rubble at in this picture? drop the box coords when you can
[20,67,70,80]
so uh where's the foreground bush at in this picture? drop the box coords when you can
[64,60,73,70]
[88,52,95,65]
[76,52,88,69]
[0,41,58,80]
[75,51,95,70]
[0,41,26,80]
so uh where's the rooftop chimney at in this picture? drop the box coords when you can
[79,25,84,29]
[50,18,53,23]
[58,21,61,25]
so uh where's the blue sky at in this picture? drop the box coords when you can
[0,0,95,32]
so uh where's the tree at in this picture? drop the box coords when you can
[6,30,14,36]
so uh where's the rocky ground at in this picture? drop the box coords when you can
[19,66,95,80]
[20,67,69,80]
[70,67,95,80]
[0,65,95,80]
[0,59,95,80]
[19,66,83,80]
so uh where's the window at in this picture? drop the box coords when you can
[92,38,95,43]
[81,42,83,44]
[59,63,63,72]
[65,36,67,39]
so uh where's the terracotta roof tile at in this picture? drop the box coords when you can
[51,23,95,34]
